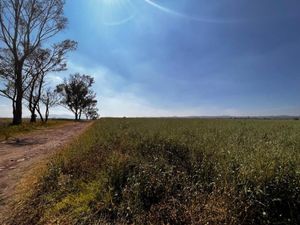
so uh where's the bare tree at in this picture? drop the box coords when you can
[36,87,60,122]
[0,48,34,115]
[24,40,77,122]
[0,0,67,125]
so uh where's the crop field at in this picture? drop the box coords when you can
[9,118,300,225]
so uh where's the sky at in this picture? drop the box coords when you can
[1,0,300,117]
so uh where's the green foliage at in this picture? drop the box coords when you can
[56,73,98,120]
[9,119,300,225]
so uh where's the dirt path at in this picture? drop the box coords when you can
[0,121,92,220]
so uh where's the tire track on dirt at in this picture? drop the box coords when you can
[0,121,92,222]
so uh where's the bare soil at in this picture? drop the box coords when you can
[0,121,92,221]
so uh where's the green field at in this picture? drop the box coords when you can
[10,119,300,225]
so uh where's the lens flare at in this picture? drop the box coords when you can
[98,0,136,26]
[143,0,241,23]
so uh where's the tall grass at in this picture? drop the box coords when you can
[8,119,300,225]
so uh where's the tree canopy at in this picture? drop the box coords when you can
[56,73,98,120]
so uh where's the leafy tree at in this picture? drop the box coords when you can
[56,73,98,121]
[0,0,67,125]
[84,103,99,120]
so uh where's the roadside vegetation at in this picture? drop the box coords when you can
[8,118,300,225]
[0,119,72,141]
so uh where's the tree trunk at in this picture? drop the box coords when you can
[28,76,38,123]
[12,66,23,125]
[12,94,22,125]
[36,105,44,122]
[30,111,37,123]
[45,112,49,122]
[79,110,82,120]
[45,100,49,122]
[75,112,78,121]
[37,110,44,122]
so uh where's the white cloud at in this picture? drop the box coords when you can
[47,74,64,86]
[97,91,233,117]
[0,104,11,117]
[1,60,299,118]
[63,61,227,117]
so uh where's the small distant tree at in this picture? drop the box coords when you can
[56,73,98,120]
[84,104,99,120]
[36,88,60,122]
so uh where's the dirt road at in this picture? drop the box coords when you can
[0,121,92,220]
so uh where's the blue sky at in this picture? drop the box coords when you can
[1,0,300,117]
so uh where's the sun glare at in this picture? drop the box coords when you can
[102,0,118,5]
[91,0,136,26]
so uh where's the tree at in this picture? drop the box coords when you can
[86,108,99,120]
[37,88,60,122]
[84,102,99,120]
[0,48,34,117]
[56,73,98,121]
[24,40,77,122]
[0,0,67,125]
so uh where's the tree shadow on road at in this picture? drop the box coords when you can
[3,138,48,147]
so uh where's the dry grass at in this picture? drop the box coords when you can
[6,118,300,225]
[0,118,73,141]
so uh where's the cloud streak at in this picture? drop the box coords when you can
[102,13,136,26]
[143,0,242,23]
